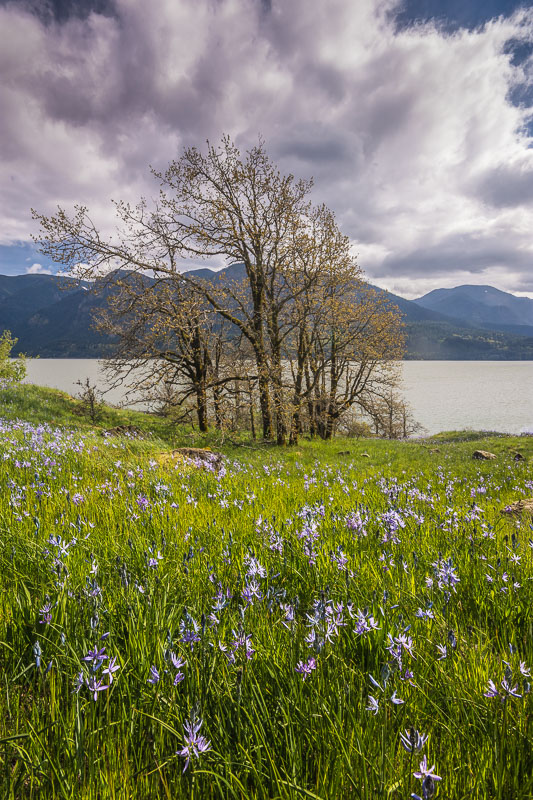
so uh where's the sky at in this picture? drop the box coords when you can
[1,0,532,299]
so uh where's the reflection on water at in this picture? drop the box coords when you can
[22,359,533,436]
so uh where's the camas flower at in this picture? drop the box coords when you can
[295,657,316,680]
[102,656,120,684]
[400,728,428,753]
[436,644,447,661]
[147,665,160,685]
[413,755,442,798]
[390,691,405,705]
[39,601,53,625]
[82,646,108,671]
[366,695,379,715]
[177,717,211,772]
[86,676,109,701]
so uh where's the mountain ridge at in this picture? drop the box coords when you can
[2,270,533,359]
[414,284,533,328]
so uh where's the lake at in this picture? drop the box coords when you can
[20,359,533,437]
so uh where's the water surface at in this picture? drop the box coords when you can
[21,359,533,436]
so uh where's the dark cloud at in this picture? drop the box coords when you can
[377,231,533,276]
[475,165,533,208]
[275,127,352,167]
[0,0,116,23]
[0,0,532,297]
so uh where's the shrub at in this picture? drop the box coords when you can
[0,329,26,385]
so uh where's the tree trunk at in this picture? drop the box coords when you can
[213,385,223,429]
[256,359,274,439]
[271,348,287,446]
[274,385,287,445]
[305,366,316,437]
[324,334,338,440]
[247,378,257,440]
[290,335,306,445]
[196,382,209,432]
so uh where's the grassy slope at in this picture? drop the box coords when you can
[0,384,532,799]
[6,382,532,465]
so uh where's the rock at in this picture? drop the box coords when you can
[172,447,224,470]
[472,450,496,460]
[501,499,533,517]
[102,425,143,437]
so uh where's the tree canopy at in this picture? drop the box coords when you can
[33,136,406,443]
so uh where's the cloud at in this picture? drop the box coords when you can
[26,262,53,274]
[0,0,532,296]
[473,162,533,208]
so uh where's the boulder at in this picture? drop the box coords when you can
[172,447,224,469]
[102,425,143,437]
[472,450,496,460]
[501,499,533,517]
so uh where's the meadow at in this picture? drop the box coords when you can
[0,384,532,799]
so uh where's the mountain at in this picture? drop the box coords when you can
[2,270,533,359]
[414,285,533,331]
[189,262,247,282]
[0,273,116,357]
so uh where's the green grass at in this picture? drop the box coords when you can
[0,385,532,799]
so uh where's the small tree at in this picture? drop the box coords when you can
[0,330,26,385]
[75,377,104,423]
[361,389,423,439]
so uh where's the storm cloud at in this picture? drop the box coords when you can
[0,0,532,296]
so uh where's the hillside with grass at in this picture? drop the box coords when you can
[0,384,532,799]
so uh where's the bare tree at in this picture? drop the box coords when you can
[93,272,240,432]
[33,135,409,444]
[361,389,424,439]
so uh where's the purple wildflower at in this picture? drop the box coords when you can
[484,679,499,698]
[177,717,212,772]
[400,729,428,753]
[136,494,150,511]
[82,646,108,671]
[147,665,160,685]
[413,755,442,799]
[281,604,295,628]
[366,695,379,715]
[102,656,120,684]
[501,679,522,698]
[73,671,84,693]
[390,691,405,705]
[170,653,186,670]
[39,601,53,625]
[436,644,447,661]
[413,756,441,781]
[295,657,317,680]
[169,652,186,684]
[345,510,367,537]
[231,630,255,660]
[86,676,109,701]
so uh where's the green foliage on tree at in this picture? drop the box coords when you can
[0,330,26,384]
